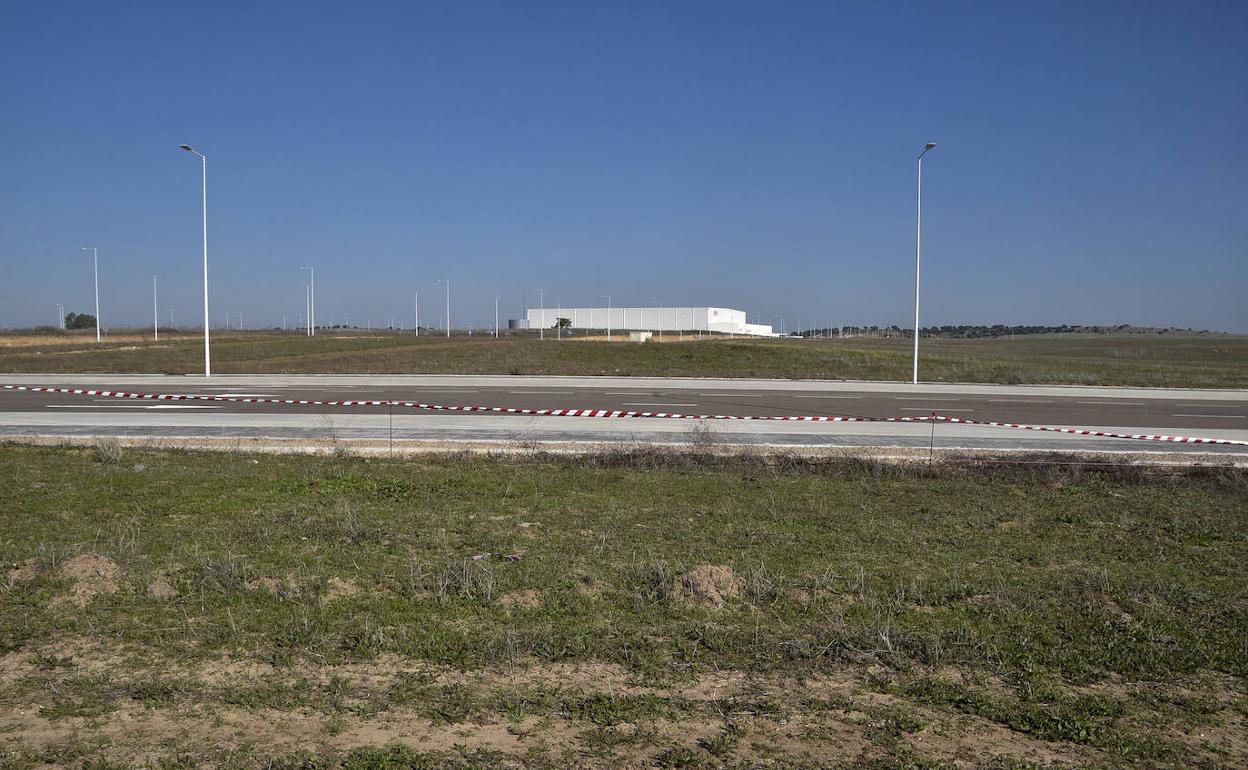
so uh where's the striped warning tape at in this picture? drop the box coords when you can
[930,415,1248,447]
[0,384,906,423]
[3,384,1247,447]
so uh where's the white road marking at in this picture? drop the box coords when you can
[1173,414,1246,419]
[987,399,1053,404]
[47,404,221,410]
[622,402,698,407]
[794,395,862,399]
[901,407,974,412]
[698,393,762,397]
[510,390,575,394]
[200,393,279,398]
[895,397,961,401]
[1175,403,1245,408]
[415,389,479,393]
[1076,401,1145,406]
[604,391,652,395]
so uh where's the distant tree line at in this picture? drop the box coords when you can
[797,324,1202,339]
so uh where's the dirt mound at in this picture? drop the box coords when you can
[147,578,178,601]
[5,561,39,589]
[673,564,741,608]
[499,589,542,609]
[323,577,359,603]
[246,576,286,596]
[56,554,123,606]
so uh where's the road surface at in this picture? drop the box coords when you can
[2,374,1246,454]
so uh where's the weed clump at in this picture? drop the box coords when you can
[672,565,741,609]
[92,439,123,464]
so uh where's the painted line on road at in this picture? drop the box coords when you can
[697,393,762,397]
[1077,401,1145,406]
[895,397,961,401]
[1175,403,1245,409]
[794,395,862,399]
[509,390,576,394]
[901,407,974,412]
[201,393,279,398]
[48,404,222,410]
[988,399,1053,404]
[1173,414,1246,419]
[619,401,698,409]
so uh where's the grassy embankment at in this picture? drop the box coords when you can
[0,330,1246,388]
[1,444,1245,768]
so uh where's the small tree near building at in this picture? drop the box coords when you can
[65,313,97,330]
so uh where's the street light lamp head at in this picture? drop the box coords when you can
[925,142,936,150]
[179,144,194,152]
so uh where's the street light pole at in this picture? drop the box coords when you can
[81,247,100,342]
[600,295,611,340]
[300,266,315,336]
[414,291,419,336]
[912,142,936,385]
[56,304,64,329]
[178,145,211,376]
[304,285,311,336]
[495,297,499,338]
[530,289,544,339]
[152,274,161,341]
[437,280,450,337]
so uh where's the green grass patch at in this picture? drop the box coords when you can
[0,445,1245,767]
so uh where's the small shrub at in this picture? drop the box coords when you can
[93,439,123,464]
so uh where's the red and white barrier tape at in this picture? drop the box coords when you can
[0,384,903,423]
[929,415,1248,447]
[3,384,1247,447]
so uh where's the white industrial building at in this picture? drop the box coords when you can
[513,307,774,337]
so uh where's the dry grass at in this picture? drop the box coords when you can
[0,329,1246,387]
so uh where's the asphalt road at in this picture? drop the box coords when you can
[2,374,1247,454]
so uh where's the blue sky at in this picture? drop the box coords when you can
[2,0,1246,332]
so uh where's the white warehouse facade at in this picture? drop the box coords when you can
[517,307,774,337]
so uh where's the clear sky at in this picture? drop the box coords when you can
[2,0,1246,332]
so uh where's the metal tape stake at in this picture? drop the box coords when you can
[929,412,936,465]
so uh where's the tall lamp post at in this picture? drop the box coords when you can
[81,247,100,342]
[414,291,419,336]
[912,142,936,385]
[600,294,612,340]
[152,274,165,341]
[56,304,64,330]
[530,289,544,339]
[300,266,315,336]
[437,280,450,337]
[178,145,211,376]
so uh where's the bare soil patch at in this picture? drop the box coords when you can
[672,564,741,608]
[53,554,122,607]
